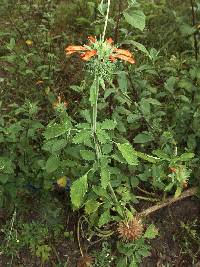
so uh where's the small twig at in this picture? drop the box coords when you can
[136,186,156,197]
[77,216,84,258]
[136,195,159,203]
[138,187,197,218]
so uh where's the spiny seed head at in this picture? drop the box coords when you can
[77,255,93,267]
[117,217,144,242]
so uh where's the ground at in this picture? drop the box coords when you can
[0,194,199,267]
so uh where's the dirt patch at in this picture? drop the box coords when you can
[141,197,200,267]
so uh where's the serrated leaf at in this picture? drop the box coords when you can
[117,143,138,166]
[70,173,88,209]
[85,199,100,214]
[52,139,67,153]
[100,163,110,189]
[80,150,95,161]
[153,150,170,161]
[98,210,111,227]
[45,155,60,173]
[123,9,146,31]
[101,119,117,130]
[97,129,111,144]
[144,224,158,239]
[72,130,91,144]
[136,151,160,163]
[44,121,70,140]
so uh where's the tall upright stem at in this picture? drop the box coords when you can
[92,75,101,160]
[102,0,111,41]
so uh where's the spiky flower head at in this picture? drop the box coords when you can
[77,255,93,267]
[117,217,144,242]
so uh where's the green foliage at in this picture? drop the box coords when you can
[70,173,88,209]
[92,241,115,267]
[0,0,200,265]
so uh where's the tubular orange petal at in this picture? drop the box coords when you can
[88,36,96,43]
[109,55,117,62]
[106,37,114,44]
[66,50,78,55]
[114,48,133,58]
[65,45,87,53]
[80,50,97,61]
[113,54,136,64]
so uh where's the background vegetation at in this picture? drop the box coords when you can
[0,0,200,266]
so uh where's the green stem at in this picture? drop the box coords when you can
[102,0,111,41]
[92,75,102,160]
[92,76,99,134]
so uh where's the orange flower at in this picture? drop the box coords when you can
[65,46,87,55]
[80,50,97,61]
[52,95,68,109]
[65,36,135,64]
[110,47,135,64]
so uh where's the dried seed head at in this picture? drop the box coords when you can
[77,255,93,267]
[117,217,144,242]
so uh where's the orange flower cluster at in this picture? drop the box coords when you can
[65,36,135,64]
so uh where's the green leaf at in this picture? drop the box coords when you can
[0,174,9,184]
[146,98,161,106]
[96,129,111,144]
[98,210,111,227]
[70,173,88,209]
[153,150,170,161]
[117,71,128,92]
[80,150,95,161]
[134,133,154,144]
[116,257,127,267]
[178,152,194,161]
[100,159,110,189]
[85,200,100,214]
[52,139,67,153]
[179,23,196,36]
[174,187,182,198]
[0,157,13,174]
[136,151,160,163]
[117,143,138,166]
[144,224,158,239]
[102,143,113,154]
[123,40,149,56]
[7,38,15,50]
[101,119,117,130]
[44,121,70,140]
[123,9,146,31]
[72,130,91,144]
[45,155,60,173]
